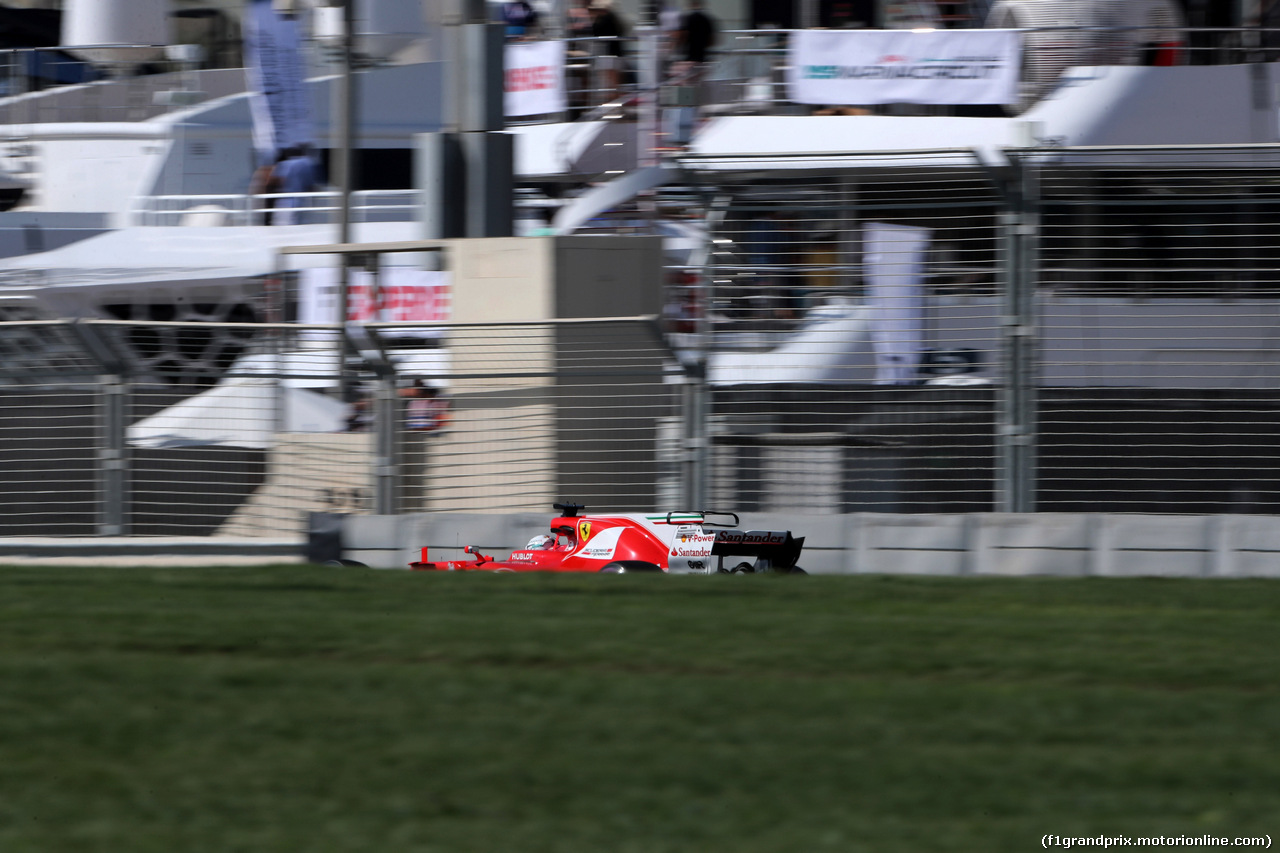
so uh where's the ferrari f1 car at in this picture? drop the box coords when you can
[409,503,806,574]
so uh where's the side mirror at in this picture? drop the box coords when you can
[463,545,492,563]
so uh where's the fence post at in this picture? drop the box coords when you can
[680,362,709,510]
[69,320,130,535]
[373,376,400,516]
[997,156,1039,513]
[99,375,128,535]
[681,195,728,511]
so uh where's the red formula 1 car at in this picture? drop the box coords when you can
[410,503,807,574]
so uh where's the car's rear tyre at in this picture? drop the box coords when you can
[720,562,806,575]
[599,561,663,573]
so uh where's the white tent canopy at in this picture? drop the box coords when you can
[127,378,350,450]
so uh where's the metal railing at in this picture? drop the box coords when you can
[130,189,420,227]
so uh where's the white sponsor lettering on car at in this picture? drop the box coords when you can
[670,533,715,558]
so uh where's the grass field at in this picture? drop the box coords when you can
[0,566,1277,852]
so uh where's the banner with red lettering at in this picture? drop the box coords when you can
[298,267,450,337]
[505,39,566,117]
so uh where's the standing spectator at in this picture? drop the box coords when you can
[501,0,539,40]
[346,395,372,432]
[658,0,685,63]
[402,380,451,432]
[588,0,629,98]
[248,152,282,225]
[565,0,596,116]
[675,0,717,66]
[567,0,594,41]
[665,0,717,145]
[271,144,317,225]
[745,211,800,326]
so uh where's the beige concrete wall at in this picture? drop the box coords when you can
[219,432,375,538]
[399,235,665,512]
[450,237,557,323]
[448,235,664,323]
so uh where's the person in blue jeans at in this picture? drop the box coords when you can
[271,144,316,225]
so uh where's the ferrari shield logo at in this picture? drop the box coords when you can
[578,520,592,542]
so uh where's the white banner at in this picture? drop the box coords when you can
[299,268,451,337]
[787,28,1021,106]
[865,222,931,386]
[243,0,312,164]
[505,39,566,117]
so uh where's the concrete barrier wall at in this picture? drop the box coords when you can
[338,511,1280,577]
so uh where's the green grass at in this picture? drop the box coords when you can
[0,567,1277,852]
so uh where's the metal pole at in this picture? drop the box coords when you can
[336,0,357,403]
[100,376,128,535]
[373,377,400,515]
[69,321,129,535]
[997,157,1039,513]
[369,255,398,515]
[682,196,727,509]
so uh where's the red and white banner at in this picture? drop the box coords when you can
[787,28,1021,106]
[505,39,566,117]
[298,267,450,335]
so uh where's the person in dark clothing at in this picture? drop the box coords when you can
[589,0,629,96]
[270,144,317,225]
[501,0,539,40]
[677,0,717,64]
[664,0,717,146]
[589,0,627,50]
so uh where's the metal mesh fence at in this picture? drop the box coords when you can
[5,145,1280,535]
[0,317,680,536]
[1031,146,1280,513]
[0,382,101,536]
[403,321,676,513]
[674,151,1008,513]
[660,145,1280,515]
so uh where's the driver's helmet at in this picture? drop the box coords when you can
[526,534,555,550]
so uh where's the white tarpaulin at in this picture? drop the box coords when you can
[505,39,566,117]
[127,379,350,449]
[786,28,1021,106]
[865,222,931,386]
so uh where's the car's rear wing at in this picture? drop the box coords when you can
[711,529,805,571]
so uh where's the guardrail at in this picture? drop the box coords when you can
[130,189,420,227]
